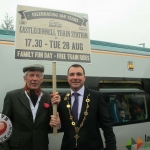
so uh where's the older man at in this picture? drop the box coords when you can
[0,64,60,150]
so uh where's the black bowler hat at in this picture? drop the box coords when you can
[23,64,44,73]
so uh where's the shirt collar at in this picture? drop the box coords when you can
[70,86,85,96]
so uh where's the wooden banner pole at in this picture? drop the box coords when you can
[52,62,57,136]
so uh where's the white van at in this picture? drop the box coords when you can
[1,29,150,150]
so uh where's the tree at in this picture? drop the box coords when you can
[0,13,14,30]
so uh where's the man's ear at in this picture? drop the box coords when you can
[23,76,26,83]
[41,78,43,83]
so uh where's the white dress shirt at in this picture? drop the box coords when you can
[25,91,43,122]
[71,86,85,120]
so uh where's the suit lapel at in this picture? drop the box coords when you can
[36,92,48,116]
[69,92,71,106]
[18,88,31,112]
[78,88,89,125]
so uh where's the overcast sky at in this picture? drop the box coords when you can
[1,0,150,48]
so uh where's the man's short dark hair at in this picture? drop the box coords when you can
[67,64,85,75]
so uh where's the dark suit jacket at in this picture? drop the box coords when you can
[58,88,116,150]
[0,88,52,150]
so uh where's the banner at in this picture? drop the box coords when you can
[15,5,91,63]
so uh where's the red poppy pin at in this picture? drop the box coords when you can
[44,103,50,108]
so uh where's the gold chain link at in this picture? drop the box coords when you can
[64,91,90,147]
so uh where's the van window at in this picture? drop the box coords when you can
[41,79,69,95]
[102,89,147,124]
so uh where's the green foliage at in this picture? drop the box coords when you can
[0,13,14,30]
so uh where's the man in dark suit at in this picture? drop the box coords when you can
[0,64,60,150]
[50,64,117,150]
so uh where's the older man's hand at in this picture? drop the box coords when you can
[50,92,60,105]
[50,112,60,128]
